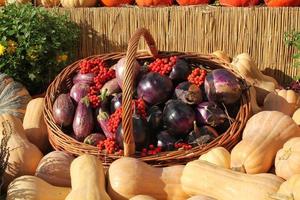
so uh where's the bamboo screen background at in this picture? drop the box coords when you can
[60,6,300,85]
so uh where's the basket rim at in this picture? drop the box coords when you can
[44,50,251,166]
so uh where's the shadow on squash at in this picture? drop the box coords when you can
[262,68,294,87]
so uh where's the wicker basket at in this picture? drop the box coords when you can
[44,28,250,167]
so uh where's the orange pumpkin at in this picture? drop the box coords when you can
[177,0,209,5]
[265,0,300,6]
[101,0,133,6]
[220,0,259,6]
[136,0,173,6]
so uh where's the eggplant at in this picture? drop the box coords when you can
[157,131,177,151]
[70,83,89,103]
[84,133,106,146]
[53,93,75,126]
[175,81,203,105]
[72,98,94,141]
[73,72,95,85]
[100,78,121,96]
[110,93,122,113]
[169,58,191,81]
[147,106,163,130]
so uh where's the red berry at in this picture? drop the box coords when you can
[188,68,207,87]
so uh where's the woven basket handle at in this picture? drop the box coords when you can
[122,28,158,156]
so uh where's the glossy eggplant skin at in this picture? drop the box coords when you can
[53,94,75,127]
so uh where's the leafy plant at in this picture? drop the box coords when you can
[0,3,80,95]
[284,31,300,80]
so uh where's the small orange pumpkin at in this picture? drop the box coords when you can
[177,0,209,5]
[101,0,133,6]
[265,0,300,6]
[136,0,173,6]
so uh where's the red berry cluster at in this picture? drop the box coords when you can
[148,56,177,76]
[141,145,162,157]
[107,98,147,135]
[188,68,207,87]
[174,142,193,150]
[107,107,122,135]
[97,138,122,154]
[79,58,115,108]
[134,98,147,119]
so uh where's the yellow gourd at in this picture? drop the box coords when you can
[199,147,231,168]
[65,154,111,200]
[130,195,157,200]
[292,108,300,125]
[270,174,300,200]
[231,111,300,174]
[211,50,231,63]
[6,175,70,200]
[0,114,43,189]
[181,160,284,200]
[187,195,217,200]
[108,157,189,200]
[23,98,49,153]
[275,137,300,180]
[37,0,60,7]
[231,53,278,106]
[35,151,74,187]
[264,89,300,116]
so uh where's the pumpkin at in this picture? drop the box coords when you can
[130,195,157,200]
[211,50,231,63]
[65,154,111,200]
[0,114,43,189]
[61,0,96,7]
[101,0,133,6]
[35,151,74,187]
[6,175,71,200]
[108,157,189,200]
[231,53,278,106]
[231,111,300,174]
[187,195,217,200]
[265,0,300,6]
[264,89,300,116]
[219,0,259,6]
[176,0,209,5]
[23,98,49,153]
[181,160,284,200]
[0,73,31,120]
[135,0,173,6]
[275,137,300,180]
[292,108,300,125]
[199,147,231,168]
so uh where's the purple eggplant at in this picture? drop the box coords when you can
[157,131,177,151]
[110,93,122,113]
[100,78,121,96]
[163,100,195,136]
[169,58,191,81]
[147,106,163,130]
[73,72,95,85]
[70,83,89,103]
[187,122,218,146]
[137,72,173,105]
[195,101,227,127]
[97,110,114,139]
[53,94,75,126]
[72,98,94,141]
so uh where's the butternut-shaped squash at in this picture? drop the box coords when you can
[65,154,111,200]
[275,137,300,180]
[270,174,300,200]
[0,114,43,189]
[181,160,284,200]
[231,53,278,106]
[199,147,231,168]
[108,157,189,200]
[264,89,300,116]
[130,195,157,200]
[6,175,70,200]
[211,50,231,63]
[292,108,300,125]
[35,151,74,187]
[23,98,49,153]
[231,111,300,174]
